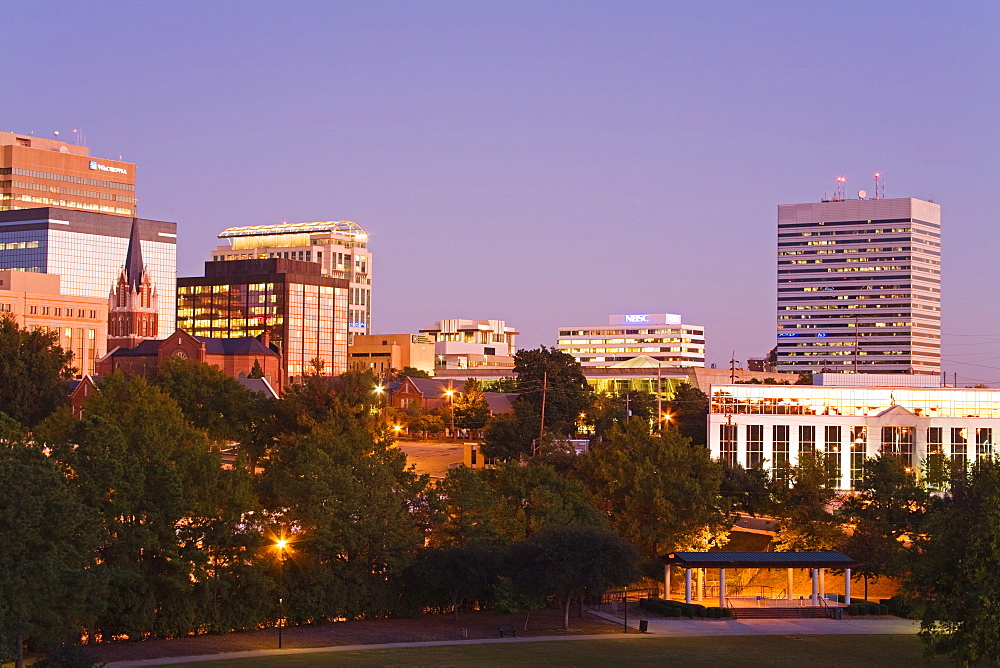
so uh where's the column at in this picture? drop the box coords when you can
[811,568,818,605]
[820,568,826,600]
[697,568,704,601]
[787,568,794,602]
[719,568,726,609]
[845,568,852,606]
[685,568,692,604]
[664,564,670,601]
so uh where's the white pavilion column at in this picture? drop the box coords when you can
[820,568,826,600]
[697,568,704,601]
[665,565,671,601]
[811,568,819,605]
[787,568,794,601]
[685,568,692,604]
[845,568,852,606]
[719,568,726,609]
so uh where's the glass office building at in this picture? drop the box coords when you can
[177,258,350,381]
[0,208,176,338]
[557,313,705,367]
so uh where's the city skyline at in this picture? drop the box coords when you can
[5,1,998,380]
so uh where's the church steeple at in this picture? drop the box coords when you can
[107,218,159,351]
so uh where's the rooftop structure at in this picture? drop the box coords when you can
[212,220,371,334]
[420,318,519,370]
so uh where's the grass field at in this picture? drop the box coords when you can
[166,634,944,667]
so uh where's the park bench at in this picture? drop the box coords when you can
[498,623,517,638]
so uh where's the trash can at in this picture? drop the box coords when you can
[832,608,843,620]
[638,620,649,633]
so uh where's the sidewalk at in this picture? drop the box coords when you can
[109,616,919,666]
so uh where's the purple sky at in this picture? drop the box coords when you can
[6,1,1000,381]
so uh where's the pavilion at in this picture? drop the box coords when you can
[662,551,859,608]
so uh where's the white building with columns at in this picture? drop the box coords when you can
[707,381,1000,490]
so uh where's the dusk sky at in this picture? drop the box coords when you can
[6,1,999,381]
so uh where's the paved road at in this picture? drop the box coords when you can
[396,441,464,478]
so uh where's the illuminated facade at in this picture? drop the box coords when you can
[0,270,106,377]
[0,131,135,216]
[211,221,371,335]
[419,319,518,370]
[776,197,941,375]
[556,314,705,367]
[708,384,1000,490]
[176,258,349,382]
[107,218,159,350]
[0,208,176,338]
[348,334,436,377]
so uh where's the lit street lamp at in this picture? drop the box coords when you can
[274,537,289,649]
[444,389,456,439]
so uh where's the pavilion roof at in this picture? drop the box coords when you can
[663,551,858,569]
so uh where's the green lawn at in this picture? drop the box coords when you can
[168,634,944,667]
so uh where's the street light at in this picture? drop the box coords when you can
[444,389,456,439]
[274,537,289,649]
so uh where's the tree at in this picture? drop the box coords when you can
[719,461,772,518]
[403,544,503,620]
[0,315,74,427]
[426,467,506,548]
[155,357,261,442]
[453,379,490,432]
[484,462,606,543]
[513,347,591,435]
[907,458,1000,664]
[586,391,656,438]
[248,359,265,379]
[510,525,639,630]
[582,421,726,556]
[772,450,844,551]
[663,383,709,445]
[0,435,100,668]
[395,366,431,380]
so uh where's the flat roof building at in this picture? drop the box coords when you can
[212,221,372,335]
[0,270,107,377]
[708,383,997,490]
[177,258,349,382]
[348,333,435,378]
[0,208,176,338]
[419,319,518,371]
[556,313,705,368]
[776,197,941,375]
[1,131,135,217]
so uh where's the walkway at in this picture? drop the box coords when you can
[108,617,919,666]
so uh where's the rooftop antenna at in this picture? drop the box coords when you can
[835,176,846,201]
[874,172,884,200]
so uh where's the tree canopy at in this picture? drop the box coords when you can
[0,315,74,427]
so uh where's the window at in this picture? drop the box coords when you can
[850,426,866,489]
[29,305,37,314]
[926,427,945,489]
[824,426,842,488]
[799,425,815,455]
[976,428,993,460]
[42,306,49,315]
[720,424,736,466]
[881,426,914,468]
[951,427,967,468]
[54,307,61,316]
[773,425,790,483]
[746,425,764,468]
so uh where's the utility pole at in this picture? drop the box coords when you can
[624,393,632,423]
[656,364,662,431]
[730,353,737,383]
[538,371,548,440]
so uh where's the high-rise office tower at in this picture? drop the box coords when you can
[0,208,177,338]
[0,131,136,217]
[776,196,941,375]
[210,221,371,335]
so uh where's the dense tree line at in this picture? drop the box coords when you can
[0,325,997,663]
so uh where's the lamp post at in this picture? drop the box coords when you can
[274,538,288,649]
[445,389,456,439]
